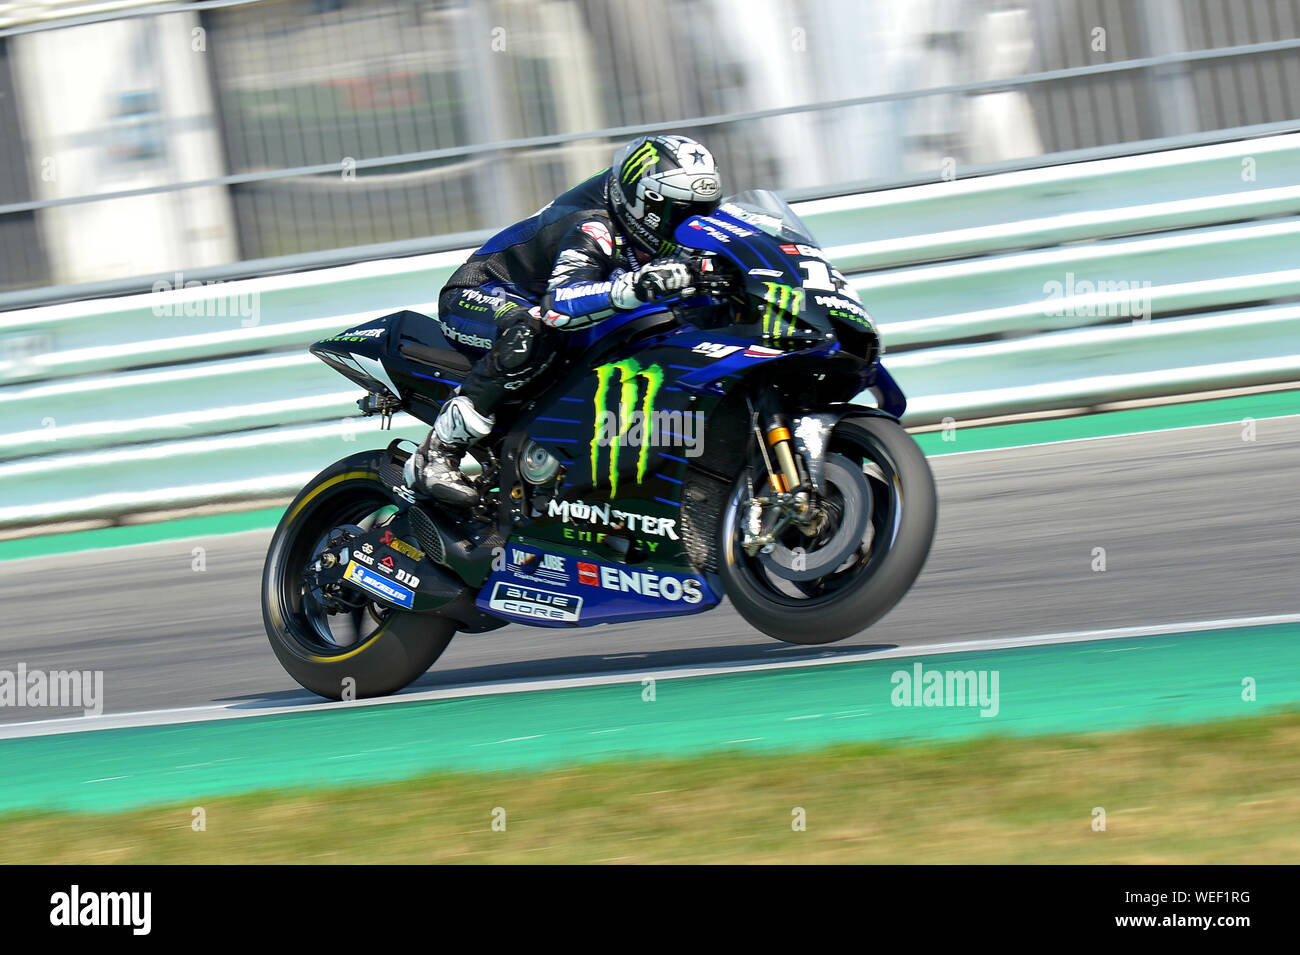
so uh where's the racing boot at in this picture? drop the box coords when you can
[404,394,494,507]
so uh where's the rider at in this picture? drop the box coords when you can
[406,133,724,506]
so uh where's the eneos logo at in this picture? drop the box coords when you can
[577,564,703,604]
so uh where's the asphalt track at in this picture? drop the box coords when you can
[2,410,1297,726]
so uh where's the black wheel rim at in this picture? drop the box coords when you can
[724,425,905,607]
[275,485,394,656]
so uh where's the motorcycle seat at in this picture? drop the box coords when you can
[399,342,473,376]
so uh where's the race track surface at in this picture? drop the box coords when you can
[2,415,1297,723]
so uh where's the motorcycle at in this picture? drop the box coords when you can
[261,190,937,699]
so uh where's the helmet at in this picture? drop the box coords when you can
[607,134,723,257]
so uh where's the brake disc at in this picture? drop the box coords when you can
[757,453,872,583]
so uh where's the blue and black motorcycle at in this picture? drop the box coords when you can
[261,191,937,699]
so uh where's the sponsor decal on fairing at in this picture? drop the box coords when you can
[380,530,425,562]
[548,499,680,539]
[577,564,704,604]
[488,582,582,622]
[506,547,570,585]
[343,560,415,609]
[692,342,742,358]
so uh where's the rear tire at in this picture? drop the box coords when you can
[261,450,455,700]
[718,413,936,645]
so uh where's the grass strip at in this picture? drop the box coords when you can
[3,709,1297,864]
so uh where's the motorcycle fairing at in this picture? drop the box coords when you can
[477,542,719,628]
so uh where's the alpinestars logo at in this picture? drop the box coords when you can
[591,358,663,498]
[761,282,804,339]
[438,317,493,350]
[580,221,613,256]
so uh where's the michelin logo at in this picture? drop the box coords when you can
[344,561,415,609]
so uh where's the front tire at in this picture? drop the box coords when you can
[718,413,937,645]
[261,450,456,700]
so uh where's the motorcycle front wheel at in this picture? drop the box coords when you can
[717,413,937,645]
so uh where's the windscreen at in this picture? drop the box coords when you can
[716,189,819,247]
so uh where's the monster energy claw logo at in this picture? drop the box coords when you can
[762,282,804,339]
[592,359,662,498]
[622,142,660,183]
[590,360,706,495]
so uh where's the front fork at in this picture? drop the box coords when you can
[742,394,833,556]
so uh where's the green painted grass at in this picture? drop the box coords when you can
[2,709,1297,863]
[3,622,1295,815]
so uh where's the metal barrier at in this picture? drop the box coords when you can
[3,0,1299,297]
[1,131,1298,527]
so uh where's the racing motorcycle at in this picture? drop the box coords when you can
[261,190,937,699]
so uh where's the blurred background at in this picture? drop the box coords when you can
[1,0,1298,533]
[1,0,1297,298]
[1,4,1298,866]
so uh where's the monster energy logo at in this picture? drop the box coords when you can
[592,359,662,498]
[590,359,704,497]
[761,282,804,339]
[622,141,660,183]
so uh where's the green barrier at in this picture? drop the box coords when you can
[1,134,1298,527]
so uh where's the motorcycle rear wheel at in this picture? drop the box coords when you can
[261,450,456,700]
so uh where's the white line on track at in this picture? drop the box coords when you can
[1,612,1297,741]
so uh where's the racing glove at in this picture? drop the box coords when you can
[611,258,696,310]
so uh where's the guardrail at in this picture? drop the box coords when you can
[1,131,1298,528]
